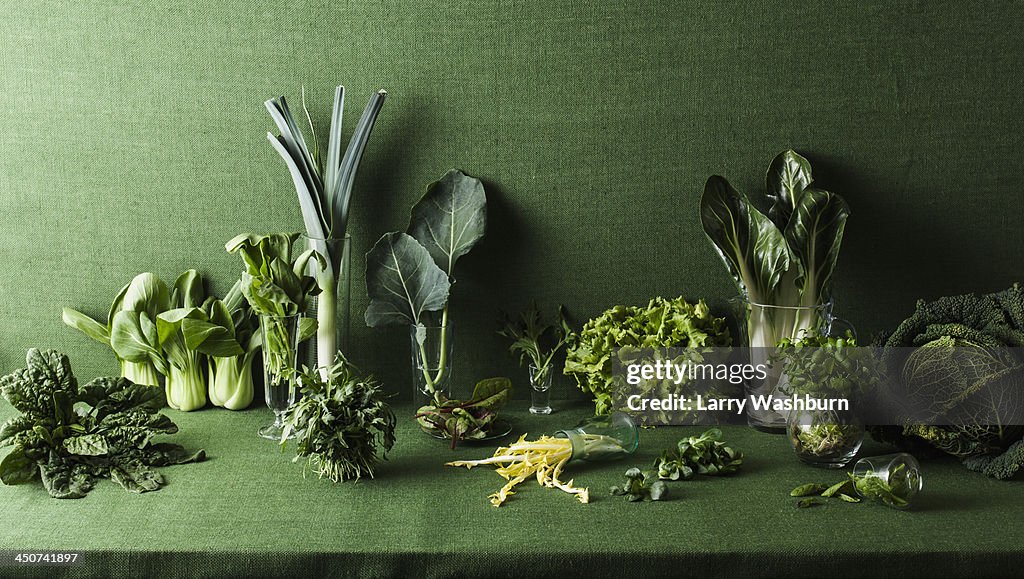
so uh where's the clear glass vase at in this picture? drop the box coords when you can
[298,234,351,370]
[733,298,853,431]
[258,314,300,440]
[852,453,922,509]
[529,364,553,414]
[410,320,453,404]
[555,412,640,461]
[786,407,864,468]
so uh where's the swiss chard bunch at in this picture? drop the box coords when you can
[0,349,205,499]
[655,428,743,480]
[700,150,849,348]
[281,354,396,482]
[499,303,572,386]
[610,467,668,502]
[415,378,512,448]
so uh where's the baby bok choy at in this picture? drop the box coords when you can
[182,281,261,410]
[63,272,171,387]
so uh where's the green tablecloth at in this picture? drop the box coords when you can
[0,401,1022,578]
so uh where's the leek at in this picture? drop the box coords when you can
[265,85,387,371]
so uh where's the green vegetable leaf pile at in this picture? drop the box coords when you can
[564,297,731,415]
[281,353,396,482]
[0,349,204,499]
[415,377,512,448]
[872,283,1024,479]
[610,467,668,502]
[655,428,743,480]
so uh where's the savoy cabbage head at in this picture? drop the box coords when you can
[874,284,1024,479]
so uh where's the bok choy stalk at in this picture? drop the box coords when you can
[265,86,387,371]
[62,272,171,387]
[155,271,211,411]
[700,150,849,348]
[183,281,261,410]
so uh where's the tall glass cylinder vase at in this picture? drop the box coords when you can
[299,234,351,371]
[258,314,300,440]
[410,320,453,405]
[734,299,844,432]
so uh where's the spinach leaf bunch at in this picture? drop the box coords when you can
[0,349,205,499]
[281,354,396,482]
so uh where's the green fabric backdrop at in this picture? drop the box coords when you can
[1,1,1022,398]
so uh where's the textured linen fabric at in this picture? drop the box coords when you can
[1,1,1023,399]
[0,402,1022,578]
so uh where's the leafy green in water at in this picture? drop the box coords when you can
[415,378,512,448]
[499,303,572,387]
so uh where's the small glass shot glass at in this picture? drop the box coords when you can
[528,365,553,414]
[851,452,922,509]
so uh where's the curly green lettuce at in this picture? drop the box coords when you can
[0,348,204,498]
[564,297,731,415]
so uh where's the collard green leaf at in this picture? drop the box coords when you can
[766,150,813,229]
[407,169,487,277]
[784,188,848,305]
[700,176,792,303]
[364,232,450,327]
